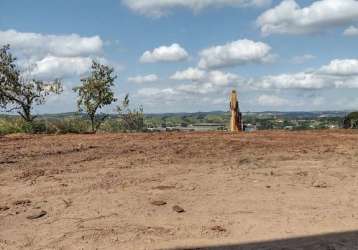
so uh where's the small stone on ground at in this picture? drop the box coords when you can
[26,210,47,220]
[172,205,185,213]
[210,225,227,232]
[151,200,167,206]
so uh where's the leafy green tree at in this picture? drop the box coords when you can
[0,45,62,123]
[117,94,145,132]
[73,60,117,133]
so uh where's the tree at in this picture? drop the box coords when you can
[343,112,358,129]
[0,45,63,123]
[117,94,145,132]
[73,60,117,133]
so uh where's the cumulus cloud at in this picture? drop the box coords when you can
[137,69,241,104]
[135,69,244,112]
[170,67,206,81]
[319,59,358,76]
[198,39,273,69]
[252,73,327,89]
[172,68,241,94]
[175,71,240,95]
[140,43,189,63]
[0,29,103,57]
[128,74,159,83]
[136,88,180,106]
[136,58,358,111]
[251,59,358,89]
[137,87,176,97]
[343,25,358,36]
[29,56,92,80]
[257,0,358,35]
[257,94,290,106]
[123,0,271,17]
[291,54,315,64]
[206,70,240,87]
[0,29,110,81]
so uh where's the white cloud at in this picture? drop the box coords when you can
[137,87,176,97]
[137,58,358,111]
[128,74,159,83]
[136,87,180,106]
[140,43,189,63]
[291,54,315,64]
[0,29,103,57]
[123,0,271,17]
[319,59,358,76]
[0,29,113,81]
[176,82,216,95]
[343,25,358,36]
[175,70,240,95]
[29,56,92,80]
[171,67,206,81]
[206,70,240,86]
[172,68,241,94]
[257,94,290,106]
[252,72,327,89]
[251,59,358,89]
[257,0,358,35]
[137,69,241,103]
[198,39,272,69]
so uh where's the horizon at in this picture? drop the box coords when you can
[1,109,354,117]
[1,0,358,114]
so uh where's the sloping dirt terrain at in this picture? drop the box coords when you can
[1,131,358,250]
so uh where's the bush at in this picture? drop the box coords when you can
[0,117,34,135]
[117,95,146,132]
[0,116,93,135]
[44,117,91,134]
[120,108,145,132]
[100,118,124,133]
[343,112,358,129]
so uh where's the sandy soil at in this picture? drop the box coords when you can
[1,131,358,250]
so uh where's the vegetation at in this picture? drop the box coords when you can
[73,61,117,133]
[343,112,358,129]
[117,94,145,132]
[0,45,62,123]
[0,110,353,136]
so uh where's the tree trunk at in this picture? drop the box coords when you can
[19,105,33,123]
[90,116,96,133]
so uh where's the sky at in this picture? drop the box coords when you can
[1,0,358,114]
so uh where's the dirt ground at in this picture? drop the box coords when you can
[1,131,358,250]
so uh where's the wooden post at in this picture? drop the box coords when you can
[230,90,242,132]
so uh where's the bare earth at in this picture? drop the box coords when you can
[1,131,358,250]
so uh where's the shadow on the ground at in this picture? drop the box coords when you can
[171,231,358,250]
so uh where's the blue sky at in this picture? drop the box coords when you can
[1,0,358,113]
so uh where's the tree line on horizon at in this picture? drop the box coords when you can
[0,44,144,134]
